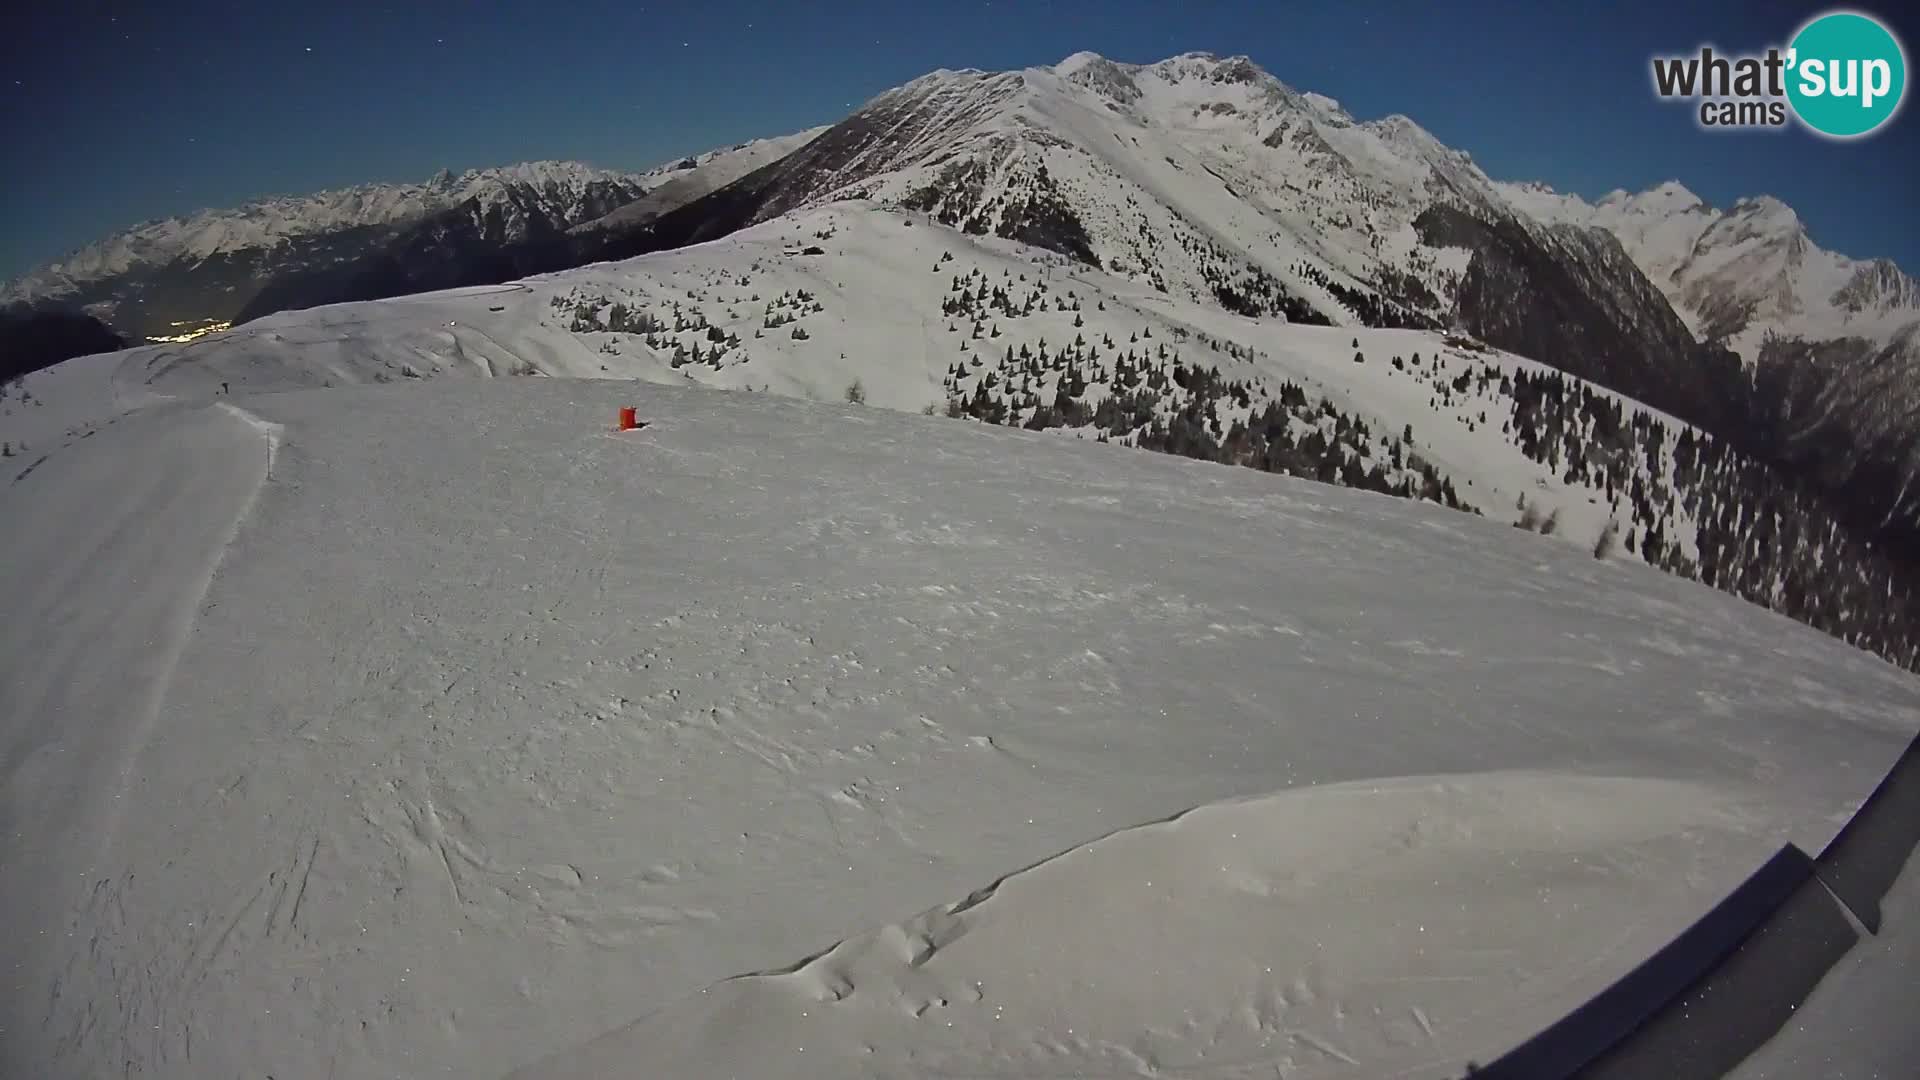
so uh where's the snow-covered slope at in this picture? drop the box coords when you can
[18,182,1920,670]
[4,374,1915,1080]
[569,127,830,234]
[16,198,1919,673]
[0,206,1667,550]
[522,774,1778,1080]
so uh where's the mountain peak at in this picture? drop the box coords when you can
[1053,50,1109,76]
[466,160,635,189]
[1369,113,1434,141]
[909,65,990,86]
[1593,181,1706,217]
[1733,193,1796,221]
[1054,51,1145,104]
[1639,179,1705,211]
[1143,51,1271,83]
[1299,91,1347,118]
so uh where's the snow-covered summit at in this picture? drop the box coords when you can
[1593,179,1706,214]
[1051,49,1107,76]
[1497,175,1919,350]
[682,47,1557,339]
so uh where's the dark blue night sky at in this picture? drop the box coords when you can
[3,0,1915,278]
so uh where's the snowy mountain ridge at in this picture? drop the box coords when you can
[1496,176,1920,354]
[0,136,833,343]
[3,160,657,305]
[593,50,1781,535]
[11,48,1906,359]
[640,49,1546,330]
[568,127,830,234]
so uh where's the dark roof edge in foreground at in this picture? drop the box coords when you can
[1465,728,1920,1080]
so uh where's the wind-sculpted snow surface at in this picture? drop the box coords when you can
[518,773,1770,1080]
[2,376,1916,1078]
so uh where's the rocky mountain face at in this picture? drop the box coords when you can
[1500,179,1920,350]
[1500,179,1920,549]
[600,54,1771,475]
[618,54,1711,357]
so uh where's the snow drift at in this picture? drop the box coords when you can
[518,772,1770,1080]
[3,375,1917,1079]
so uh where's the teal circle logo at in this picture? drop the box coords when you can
[1786,11,1907,138]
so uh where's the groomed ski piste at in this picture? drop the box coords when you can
[5,363,1918,1078]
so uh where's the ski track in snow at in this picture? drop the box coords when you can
[0,401,276,1076]
[2,375,1917,1079]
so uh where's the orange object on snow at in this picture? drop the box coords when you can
[617,407,638,431]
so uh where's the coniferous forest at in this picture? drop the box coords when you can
[921,270,1917,671]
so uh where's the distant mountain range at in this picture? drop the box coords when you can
[7,50,1919,555]
[1499,179,1920,353]
[0,136,820,342]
